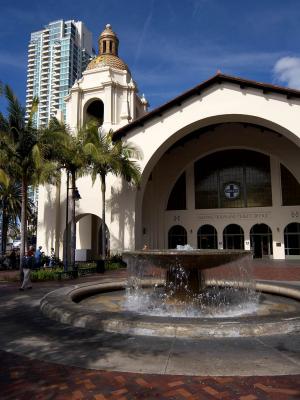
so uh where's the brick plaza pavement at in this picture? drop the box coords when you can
[0,260,299,399]
[1,349,300,400]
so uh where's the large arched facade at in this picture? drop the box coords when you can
[37,72,300,260]
[138,120,300,259]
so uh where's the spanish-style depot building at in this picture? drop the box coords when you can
[37,24,300,260]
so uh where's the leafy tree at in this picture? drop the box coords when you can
[47,118,88,269]
[0,83,61,272]
[0,180,34,255]
[82,123,141,262]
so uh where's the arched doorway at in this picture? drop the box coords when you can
[250,224,273,258]
[85,99,104,127]
[63,214,110,262]
[168,225,187,249]
[284,223,300,258]
[223,224,244,249]
[197,225,217,249]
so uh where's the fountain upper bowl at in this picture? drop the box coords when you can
[123,249,251,270]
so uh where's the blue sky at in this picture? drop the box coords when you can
[1,0,300,114]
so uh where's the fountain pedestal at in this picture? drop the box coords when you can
[166,267,205,296]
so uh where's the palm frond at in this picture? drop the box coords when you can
[4,85,25,135]
[0,168,10,188]
[31,144,42,169]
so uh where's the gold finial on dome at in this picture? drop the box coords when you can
[87,24,129,72]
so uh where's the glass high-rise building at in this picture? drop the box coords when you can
[26,20,93,127]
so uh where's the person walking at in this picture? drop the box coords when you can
[19,249,34,290]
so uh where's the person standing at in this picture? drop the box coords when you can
[34,246,42,269]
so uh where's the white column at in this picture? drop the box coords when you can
[270,156,285,259]
[186,164,194,211]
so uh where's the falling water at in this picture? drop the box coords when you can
[123,248,259,318]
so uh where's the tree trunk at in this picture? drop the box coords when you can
[101,173,106,261]
[20,175,28,275]
[1,204,9,256]
[63,171,69,271]
[70,171,76,269]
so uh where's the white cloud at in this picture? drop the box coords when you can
[133,0,155,67]
[273,56,300,89]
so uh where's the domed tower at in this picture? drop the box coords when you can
[65,24,148,132]
[87,24,129,72]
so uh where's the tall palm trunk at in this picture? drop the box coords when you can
[70,170,76,269]
[63,171,69,271]
[20,175,28,273]
[100,172,106,260]
[1,202,9,256]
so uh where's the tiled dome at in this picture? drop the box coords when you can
[87,54,128,71]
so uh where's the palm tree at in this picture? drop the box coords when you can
[0,179,34,256]
[47,118,88,269]
[82,123,141,263]
[0,84,61,272]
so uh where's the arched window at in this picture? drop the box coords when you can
[223,224,244,250]
[250,224,273,258]
[194,150,272,209]
[284,223,300,256]
[168,225,187,249]
[85,100,104,127]
[197,225,217,249]
[167,172,186,210]
[281,165,300,206]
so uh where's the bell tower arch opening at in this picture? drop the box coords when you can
[85,99,104,127]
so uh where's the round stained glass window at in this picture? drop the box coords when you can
[224,183,240,200]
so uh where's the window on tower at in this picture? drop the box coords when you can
[85,99,104,128]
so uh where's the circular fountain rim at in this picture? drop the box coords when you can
[40,280,300,338]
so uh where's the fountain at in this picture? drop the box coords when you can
[40,247,300,338]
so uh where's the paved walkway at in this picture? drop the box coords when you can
[0,261,300,399]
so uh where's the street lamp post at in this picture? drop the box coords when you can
[63,172,69,271]
[63,171,81,272]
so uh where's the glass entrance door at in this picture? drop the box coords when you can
[250,224,273,258]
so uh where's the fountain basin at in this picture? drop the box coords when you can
[40,280,300,337]
[40,250,300,338]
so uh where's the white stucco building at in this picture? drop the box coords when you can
[37,24,300,261]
